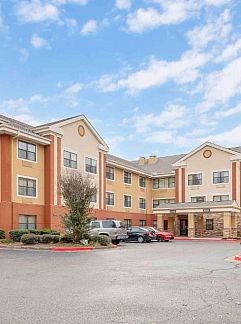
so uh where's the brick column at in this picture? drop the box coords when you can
[157,214,164,231]
[188,213,195,238]
[232,162,237,201]
[181,168,185,203]
[175,169,179,203]
[44,135,55,228]
[57,136,62,206]
[0,135,13,232]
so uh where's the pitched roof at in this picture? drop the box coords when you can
[106,154,148,174]
[33,115,82,128]
[0,114,34,132]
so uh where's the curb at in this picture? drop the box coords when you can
[52,246,93,252]
[234,255,241,262]
[0,244,118,252]
[175,237,241,242]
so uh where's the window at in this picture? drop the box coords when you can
[191,196,206,203]
[153,199,175,208]
[106,192,115,206]
[124,195,132,208]
[102,220,116,228]
[139,177,146,188]
[213,171,229,184]
[64,150,77,169]
[91,221,100,229]
[124,219,132,228]
[153,177,175,189]
[18,177,36,197]
[139,198,146,209]
[206,219,214,230]
[85,157,97,174]
[124,171,131,184]
[18,140,36,162]
[19,215,36,230]
[164,220,168,231]
[139,220,146,227]
[106,166,114,180]
[90,193,97,203]
[213,195,229,202]
[188,173,202,186]
[153,220,157,228]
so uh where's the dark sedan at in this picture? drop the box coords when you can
[126,227,155,243]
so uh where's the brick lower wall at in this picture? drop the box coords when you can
[195,213,224,238]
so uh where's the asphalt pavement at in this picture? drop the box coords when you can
[0,241,241,324]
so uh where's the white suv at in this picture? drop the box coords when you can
[90,220,128,245]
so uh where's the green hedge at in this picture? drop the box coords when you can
[92,235,111,246]
[40,234,60,244]
[9,229,60,242]
[0,229,5,240]
[60,234,73,243]
[9,230,30,242]
[21,234,39,245]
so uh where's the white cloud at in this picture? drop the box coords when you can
[204,0,231,5]
[65,83,82,94]
[214,103,241,119]
[132,104,189,133]
[99,50,209,94]
[19,48,30,62]
[215,38,241,63]
[80,20,97,36]
[201,123,241,146]
[115,0,131,10]
[187,9,231,49]
[15,0,59,24]
[52,0,89,5]
[197,57,241,112]
[31,34,49,48]
[144,130,191,147]
[126,1,199,33]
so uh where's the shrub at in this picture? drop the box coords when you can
[60,234,73,243]
[40,234,60,244]
[0,229,5,239]
[29,229,60,236]
[9,230,29,242]
[20,234,38,245]
[95,235,111,246]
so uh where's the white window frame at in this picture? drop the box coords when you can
[139,176,146,188]
[17,175,38,198]
[152,197,176,209]
[123,170,132,185]
[106,191,115,207]
[106,165,115,182]
[139,197,146,210]
[63,149,78,169]
[123,194,132,208]
[190,195,207,203]
[212,169,230,185]
[85,155,98,175]
[17,139,37,163]
[212,194,230,202]
[187,171,203,187]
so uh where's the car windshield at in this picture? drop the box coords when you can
[145,227,157,233]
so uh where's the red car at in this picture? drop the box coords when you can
[145,227,174,242]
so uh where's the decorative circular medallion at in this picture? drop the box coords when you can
[78,125,85,137]
[203,149,212,159]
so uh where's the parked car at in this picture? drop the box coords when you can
[144,227,173,242]
[90,220,128,244]
[126,227,155,243]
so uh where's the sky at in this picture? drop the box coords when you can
[0,0,241,160]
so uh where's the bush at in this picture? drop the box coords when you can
[60,234,73,243]
[0,229,5,239]
[29,229,60,236]
[9,230,29,242]
[20,234,38,245]
[40,234,60,244]
[94,235,112,246]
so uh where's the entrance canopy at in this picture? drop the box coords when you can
[153,200,240,214]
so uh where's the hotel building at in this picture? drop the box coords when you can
[0,114,241,238]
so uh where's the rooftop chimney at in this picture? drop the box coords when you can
[138,156,146,165]
[147,155,158,164]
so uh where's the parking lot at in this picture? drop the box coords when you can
[1,241,241,324]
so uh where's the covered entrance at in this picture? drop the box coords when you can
[180,218,188,236]
[154,201,241,238]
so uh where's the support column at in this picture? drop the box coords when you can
[157,214,164,231]
[223,212,232,238]
[188,213,195,238]
[0,135,13,232]
[174,215,179,237]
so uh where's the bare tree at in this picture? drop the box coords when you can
[59,170,97,242]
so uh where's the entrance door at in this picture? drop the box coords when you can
[180,219,188,236]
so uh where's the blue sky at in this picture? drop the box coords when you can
[0,0,241,159]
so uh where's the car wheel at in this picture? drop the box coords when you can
[158,237,164,242]
[112,239,120,245]
[146,239,151,243]
[137,236,144,243]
